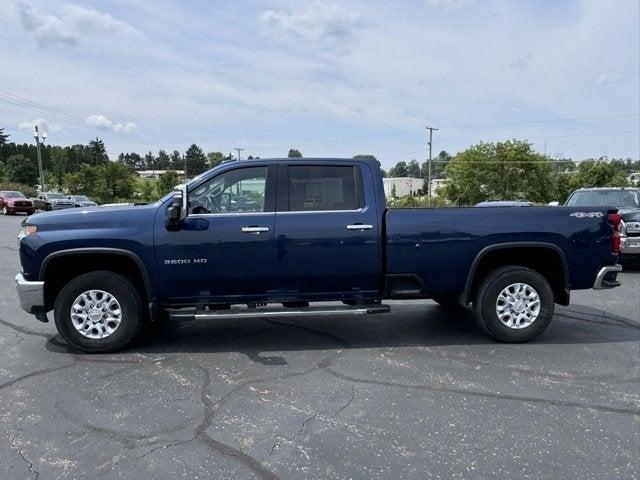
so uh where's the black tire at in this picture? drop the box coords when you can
[54,271,145,353]
[473,266,554,343]
[432,295,462,307]
[27,211,35,216]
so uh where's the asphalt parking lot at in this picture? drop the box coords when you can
[0,213,638,480]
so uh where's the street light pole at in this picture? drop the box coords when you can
[426,126,438,207]
[33,125,46,193]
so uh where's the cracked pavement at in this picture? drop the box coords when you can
[0,214,638,479]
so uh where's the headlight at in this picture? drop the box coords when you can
[18,225,37,240]
[626,221,640,233]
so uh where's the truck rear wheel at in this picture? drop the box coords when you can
[473,266,554,342]
[54,271,145,353]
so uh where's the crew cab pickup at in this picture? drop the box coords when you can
[15,158,623,352]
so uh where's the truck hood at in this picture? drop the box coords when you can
[26,202,161,227]
[619,207,640,222]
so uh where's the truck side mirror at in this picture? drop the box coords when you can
[165,184,188,231]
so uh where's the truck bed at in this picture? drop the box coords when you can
[385,206,617,297]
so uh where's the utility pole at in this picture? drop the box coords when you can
[234,147,244,161]
[426,126,438,207]
[33,125,46,193]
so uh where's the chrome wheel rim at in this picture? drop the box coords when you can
[496,283,540,329]
[70,290,122,339]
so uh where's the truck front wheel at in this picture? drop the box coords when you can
[54,271,145,353]
[473,266,554,342]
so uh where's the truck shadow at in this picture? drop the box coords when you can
[46,303,639,360]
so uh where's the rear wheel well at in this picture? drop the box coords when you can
[467,247,568,305]
[42,253,150,311]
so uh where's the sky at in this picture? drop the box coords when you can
[0,0,638,169]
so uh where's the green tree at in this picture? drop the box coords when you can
[185,144,207,176]
[407,159,420,178]
[4,154,38,185]
[287,148,302,158]
[353,154,377,162]
[569,160,629,189]
[388,161,408,177]
[169,150,182,170]
[87,138,109,164]
[157,170,180,196]
[144,151,155,170]
[156,150,171,169]
[48,149,71,191]
[207,151,225,169]
[138,178,157,202]
[0,128,9,146]
[443,140,554,205]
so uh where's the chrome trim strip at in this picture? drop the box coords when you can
[593,264,622,289]
[346,224,373,230]
[192,307,372,320]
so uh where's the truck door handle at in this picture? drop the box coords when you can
[346,224,373,230]
[241,226,270,234]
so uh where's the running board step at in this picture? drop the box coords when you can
[168,304,390,321]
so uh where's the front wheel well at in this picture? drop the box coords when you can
[42,253,150,311]
[466,247,569,305]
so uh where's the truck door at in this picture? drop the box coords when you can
[155,164,276,302]
[274,162,380,298]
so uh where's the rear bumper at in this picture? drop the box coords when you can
[621,236,640,256]
[15,273,45,314]
[593,265,622,290]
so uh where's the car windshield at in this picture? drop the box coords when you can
[73,196,89,201]
[1,191,25,198]
[47,193,65,199]
[566,190,640,208]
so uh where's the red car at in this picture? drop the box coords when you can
[0,190,35,215]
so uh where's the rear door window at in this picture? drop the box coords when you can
[287,165,363,211]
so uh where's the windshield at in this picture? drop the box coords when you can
[47,193,65,199]
[1,191,25,198]
[566,190,640,208]
[73,196,90,201]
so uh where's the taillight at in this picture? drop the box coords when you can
[607,213,622,254]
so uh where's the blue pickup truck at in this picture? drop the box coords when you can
[15,158,623,352]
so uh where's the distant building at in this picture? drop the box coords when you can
[430,178,449,196]
[383,177,449,198]
[137,170,185,179]
[383,177,423,197]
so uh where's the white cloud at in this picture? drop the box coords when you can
[596,73,624,84]
[259,2,366,55]
[86,115,137,133]
[18,118,62,133]
[15,1,143,47]
[423,0,473,10]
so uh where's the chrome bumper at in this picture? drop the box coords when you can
[15,273,45,314]
[593,265,622,290]
[621,236,640,255]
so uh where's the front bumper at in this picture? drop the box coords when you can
[50,204,75,210]
[15,273,45,314]
[6,204,34,212]
[621,235,640,255]
[593,265,622,289]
